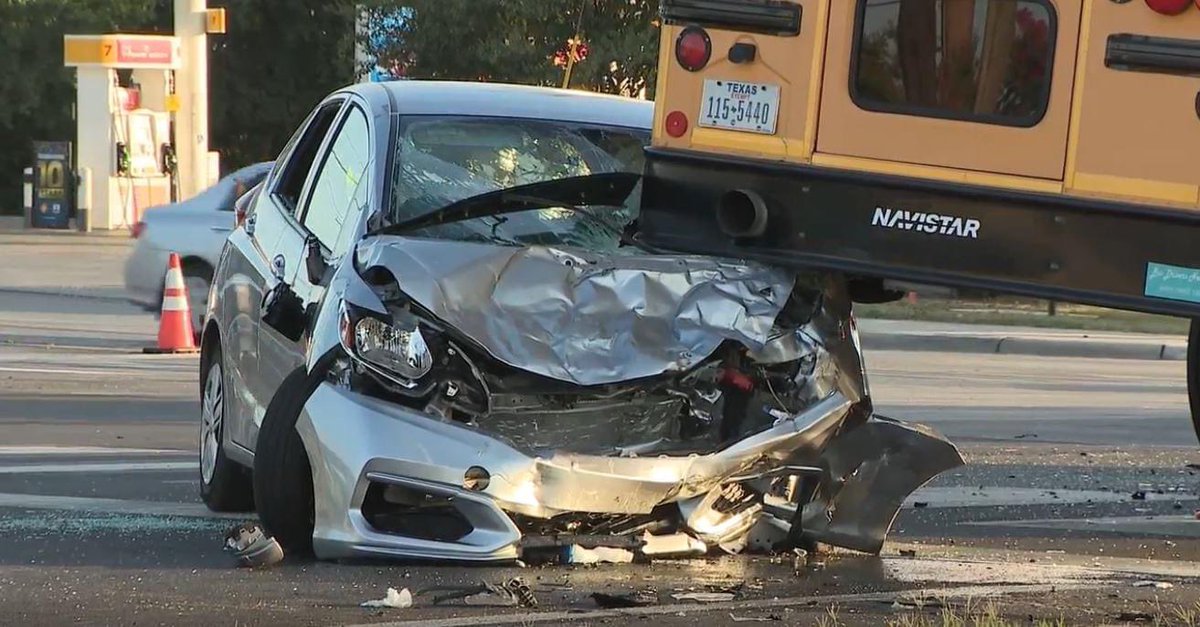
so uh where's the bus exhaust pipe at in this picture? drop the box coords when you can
[716,189,768,238]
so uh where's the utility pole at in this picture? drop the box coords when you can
[174,0,209,199]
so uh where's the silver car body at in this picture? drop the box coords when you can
[205,81,962,562]
[124,162,272,316]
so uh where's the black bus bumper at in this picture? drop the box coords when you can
[637,147,1200,318]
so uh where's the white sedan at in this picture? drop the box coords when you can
[123,162,272,330]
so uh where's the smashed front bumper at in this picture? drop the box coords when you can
[297,382,962,562]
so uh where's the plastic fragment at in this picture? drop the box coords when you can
[361,587,413,609]
[563,545,634,564]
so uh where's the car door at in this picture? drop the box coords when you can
[225,97,347,449]
[248,100,375,448]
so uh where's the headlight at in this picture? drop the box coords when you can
[339,302,433,382]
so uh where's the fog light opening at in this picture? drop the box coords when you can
[716,189,769,239]
[463,466,490,491]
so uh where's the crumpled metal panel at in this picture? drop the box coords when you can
[355,237,796,386]
[799,416,965,554]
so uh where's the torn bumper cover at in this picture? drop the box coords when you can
[296,238,963,562]
[298,386,959,561]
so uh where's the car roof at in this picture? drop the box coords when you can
[351,80,652,131]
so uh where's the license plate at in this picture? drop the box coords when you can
[698,80,779,135]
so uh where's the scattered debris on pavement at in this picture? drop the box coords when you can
[360,588,413,609]
[590,590,657,608]
[729,612,781,622]
[671,592,736,603]
[1132,580,1174,590]
[222,522,284,568]
[427,578,537,608]
[563,545,635,564]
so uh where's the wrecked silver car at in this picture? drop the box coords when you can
[199,81,962,562]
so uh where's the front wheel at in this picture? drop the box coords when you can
[253,368,318,555]
[1189,321,1200,445]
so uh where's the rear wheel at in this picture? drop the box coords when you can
[253,368,318,555]
[1189,321,1200,445]
[199,343,254,511]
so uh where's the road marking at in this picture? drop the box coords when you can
[966,514,1200,539]
[349,583,1101,627]
[0,461,195,474]
[905,486,1197,509]
[0,492,243,519]
[0,446,186,456]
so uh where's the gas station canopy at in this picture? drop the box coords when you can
[64,34,181,70]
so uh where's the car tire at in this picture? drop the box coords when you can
[199,342,255,512]
[253,367,319,556]
[1188,320,1200,445]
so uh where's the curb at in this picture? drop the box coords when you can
[863,332,1187,361]
[0,286,134,304]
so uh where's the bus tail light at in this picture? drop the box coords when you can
[1145,0,1191,14]
[675,27,711,71]
[665,111,689,137]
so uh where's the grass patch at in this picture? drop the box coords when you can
[857,297,1189,335]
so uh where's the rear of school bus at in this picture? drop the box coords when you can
[635,0,1200,443]
[638,0,1200,317]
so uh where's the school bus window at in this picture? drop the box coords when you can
[850,0,1056,128]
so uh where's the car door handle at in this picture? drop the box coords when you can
[210,226,233,233]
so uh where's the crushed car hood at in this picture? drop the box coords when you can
[356,237,796,386]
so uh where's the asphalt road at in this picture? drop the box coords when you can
[1,288,1198,625]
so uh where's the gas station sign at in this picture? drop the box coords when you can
[31,142,73,230]
[64,35,181,69]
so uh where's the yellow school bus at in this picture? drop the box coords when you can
[635,0,1200,440]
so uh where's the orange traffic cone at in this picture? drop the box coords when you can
[144,252,200,354]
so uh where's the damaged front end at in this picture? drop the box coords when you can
[296,238,962,562]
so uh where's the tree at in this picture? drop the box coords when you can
[362,0,659,98]
[207,0,356,171]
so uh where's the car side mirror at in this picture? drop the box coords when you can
[304,235,329,285]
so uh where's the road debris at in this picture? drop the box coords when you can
[1113,611,1155,622]
[562,545,635,564]
[1132,580,1174,590]
[360,588,413,609]
[428,578,537,608]
[671,592,736,603]
[730,612,780,622]
[1131,490,1147,501]
[641,532,707,557]
[222,522,284,568]
[591,590,657,608]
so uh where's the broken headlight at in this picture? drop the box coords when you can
[339,302,433,384]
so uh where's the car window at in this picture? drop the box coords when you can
[300,106,371,257]
[852,0,1056,127]
[273,100,344,213]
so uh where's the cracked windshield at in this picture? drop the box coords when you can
[390,117,647,250]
